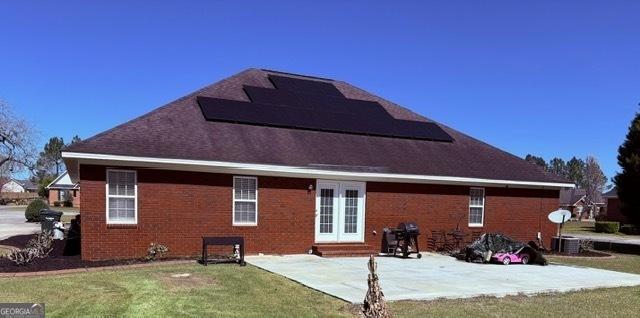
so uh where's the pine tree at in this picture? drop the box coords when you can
[614,110,640,225]
[566,157,585,187]
[548,157,568,179]
[525,154,548,171]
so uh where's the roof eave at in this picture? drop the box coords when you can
[62,152,575,190]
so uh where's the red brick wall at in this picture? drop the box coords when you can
[48,189,81,208]
[47,190,58,205]
[605,198,628,223]
[365,183,558,252]
[79,164,559,261]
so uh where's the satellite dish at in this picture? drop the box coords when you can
[548,209,572,224]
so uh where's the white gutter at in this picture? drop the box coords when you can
[61,151,575,189]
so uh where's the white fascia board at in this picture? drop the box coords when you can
[45,171,68,190]
[61,152,576,189]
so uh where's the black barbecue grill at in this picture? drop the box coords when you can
[381,222,422,258]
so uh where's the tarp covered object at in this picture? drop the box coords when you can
[462,233,548,265]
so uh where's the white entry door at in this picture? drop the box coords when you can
[315,180,366,243]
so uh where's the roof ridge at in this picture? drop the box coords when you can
[260,69,334,81]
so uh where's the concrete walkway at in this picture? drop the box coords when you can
[0,206,39,240]
[247,253,640,303]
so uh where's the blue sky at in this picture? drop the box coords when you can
[1,1,638,181]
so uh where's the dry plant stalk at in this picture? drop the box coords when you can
[362,255,391,318]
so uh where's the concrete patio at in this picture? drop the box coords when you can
[247,253,640,303]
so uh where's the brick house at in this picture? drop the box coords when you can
[559,188,605,219]
[62,69,573,261]
[45,171,81,208]
[602,187,627,223]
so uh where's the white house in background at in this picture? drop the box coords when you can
[0,178,37,193]
[45,171,81,207]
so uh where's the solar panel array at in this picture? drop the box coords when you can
[197,75,454,142]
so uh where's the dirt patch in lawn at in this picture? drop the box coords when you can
[0,234,192,273]
[155,272,217,291]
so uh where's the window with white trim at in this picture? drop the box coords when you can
[233,176,258,225]
[468,188,485,226]
[106,170,137,224]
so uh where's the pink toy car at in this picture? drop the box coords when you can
[492,252,530,265]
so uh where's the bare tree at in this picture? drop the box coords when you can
[0,101,36,173]
[581,156,607,220]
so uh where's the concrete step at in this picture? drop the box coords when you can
[312,243,377,257]
[317,250,377,257]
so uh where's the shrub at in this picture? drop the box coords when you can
[24,199,49,222]
[5,231,53,266]
[595,221,620,233]
[27,230,54,258]
[63,200,73,207]
[579,239,594,252]
[53,201,62,207]
[146,243,169,261]
[6,248,39,266]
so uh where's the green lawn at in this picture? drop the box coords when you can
[562,220,597,234]
[562,221,638,238]
[547,253,640,274]
[0,263,353,317]
[1,254,639,317]
[390,286,640,317]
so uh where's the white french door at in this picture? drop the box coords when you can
[315,180,365,243]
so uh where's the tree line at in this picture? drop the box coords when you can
[525,154,608,220]
[0,100,81,197]
[524,154,607,189]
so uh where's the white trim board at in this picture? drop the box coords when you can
[62,152,575,189]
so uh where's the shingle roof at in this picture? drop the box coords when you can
[65,68,569,184]
[17,179,38,191]
[559,188,586,206]
[603,187,617,198]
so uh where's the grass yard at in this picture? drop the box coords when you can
[562,221,640,238]
[1,253,639,317]
[390,286,640,317]
[547,253,640,274]
[562,220,609,235]
[0,263,354,317]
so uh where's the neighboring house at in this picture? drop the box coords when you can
[46,171,80,208]
[559,188,605,219]
[0,178,38,193]
[62,68,573,261]
[602,187,627,223]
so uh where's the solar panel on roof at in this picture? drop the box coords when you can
[268,75,344,97]
[243,86,392,117]
[198,76,454,142]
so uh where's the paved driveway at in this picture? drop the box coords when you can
[247,253,640,303]
[0,206,39,240]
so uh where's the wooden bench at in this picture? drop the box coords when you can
[201,236,246,266]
